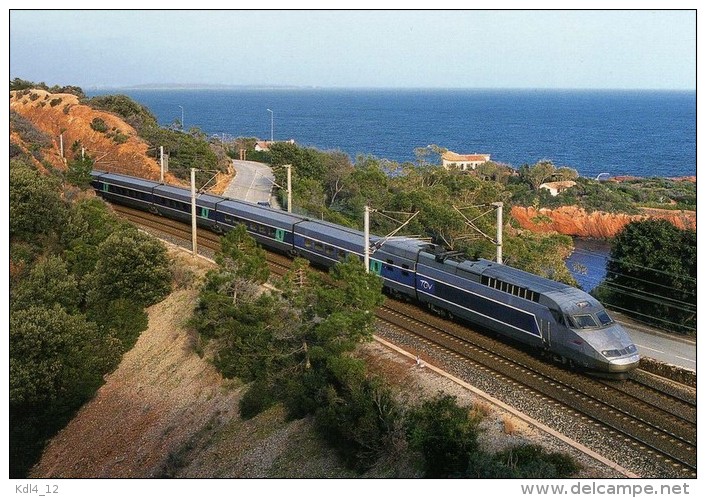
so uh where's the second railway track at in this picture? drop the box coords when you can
[113,203,697,478]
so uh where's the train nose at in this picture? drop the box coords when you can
[605,352,640,373]
[599,340,640,373]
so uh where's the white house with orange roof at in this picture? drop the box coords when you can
[254,139,296,152]
[441,151,491,171]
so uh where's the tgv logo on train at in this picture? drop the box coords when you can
[418,279,434,292]
[90,170,640,378]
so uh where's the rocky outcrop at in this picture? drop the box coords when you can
[10,89,180,183]
[511,205,696,238]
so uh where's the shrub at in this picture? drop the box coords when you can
[10,111,53,148]
[90,117,108,133]
[239,380,277,420]
[406,393,482,477]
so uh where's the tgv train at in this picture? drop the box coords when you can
[90,170,640,377]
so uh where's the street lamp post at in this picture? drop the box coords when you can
[267,108,273,142]
[179,105,184,130]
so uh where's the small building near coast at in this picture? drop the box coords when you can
[442,151,491,171]
[255,139,296,152]
[539,180,577,196]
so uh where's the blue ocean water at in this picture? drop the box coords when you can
[86,88,694,290]
[565,238,612,292]
[87,88,696,180]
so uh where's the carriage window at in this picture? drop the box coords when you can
[338,250,347,261]
[385,259,394,271]
[304,239,313,249]
[402,264,410,277]
[325,245,335,256]
[314,242,324,252]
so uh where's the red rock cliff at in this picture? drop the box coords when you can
[10,89,180,183]
[511,205,696,238]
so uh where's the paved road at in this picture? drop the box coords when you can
[612,312,696,371]
[222,159,277,205]
[222,163,696,372]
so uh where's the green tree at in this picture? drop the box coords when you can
[192,226,277,381]
[314,356,401,470]
[504,232,577,285]
[10,305,120,407]
[212,225,270,301]
[10,305,121,477]
[87,94,159,131]
[66,155,94,188]
[61,198,133,280]
[11,256,81,314]
[519,160,557,191]
[406,393,482,477]
[86,298,149,353]
[554,166,579,182]
[10,160,67,240]
[86,229,172,308]
[594,219,696,333]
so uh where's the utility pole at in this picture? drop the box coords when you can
[492,202,503,264]
[191,168,197,257]
[160,146,165,183]
[364,205,370,273]
[285,164,292,213]
[81,147,85,160]
[59,133,64,159]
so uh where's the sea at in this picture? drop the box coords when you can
[86,88,696,291]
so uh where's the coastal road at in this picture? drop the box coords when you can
[222,159,277,205]
[612,312,696,372]
[221,161,695,372]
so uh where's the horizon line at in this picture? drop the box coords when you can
[84,83,695,92]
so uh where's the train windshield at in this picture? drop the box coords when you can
[568,310,614,329]
[596,310,614,326]
[569,314,598,329]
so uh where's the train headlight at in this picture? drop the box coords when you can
[601,344,637,358]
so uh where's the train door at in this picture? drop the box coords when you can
[369,260,383,275]
[541,319,551,348]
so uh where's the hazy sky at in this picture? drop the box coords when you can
[9,9,696,90]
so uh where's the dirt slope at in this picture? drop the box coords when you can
[28,249,351,478]
[10,89,180,183]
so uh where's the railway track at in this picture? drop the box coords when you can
[374,302,696,476]
[112,203,697,477]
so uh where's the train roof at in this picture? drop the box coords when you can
[153,184,225,208]
[92,171,161,191]
[295,219,366,242]
[455,258,601,310]
[218,198,307,225]
[376,237,434,258]
[460,258,570,293]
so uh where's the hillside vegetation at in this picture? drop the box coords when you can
[10,82,695,477]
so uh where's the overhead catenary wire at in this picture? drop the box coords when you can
[510,253,696,330]
[568,247,697,283]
